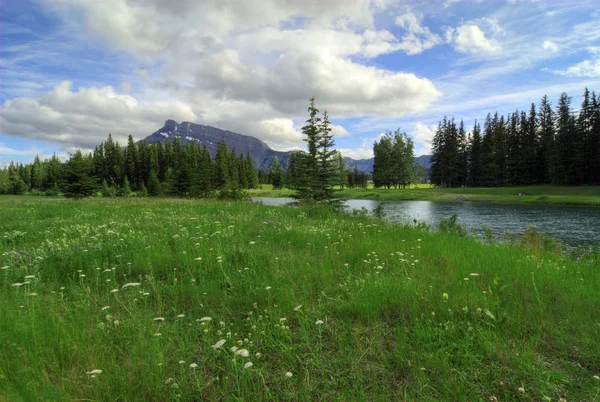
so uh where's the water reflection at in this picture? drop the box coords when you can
[252,197,600,247]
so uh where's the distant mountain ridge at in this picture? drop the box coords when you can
[141,120,431,174]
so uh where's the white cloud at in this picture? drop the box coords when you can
[410,122,437,155]
[542,40,558,53]
[0,144,42,157]
[395,11,443,55]
[0,81,197,149]
[450,24,502,54]
[337,133,386,160]
[554,58,600,78]
[0,0,443,155]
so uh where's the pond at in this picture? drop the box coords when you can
[252,197,600,247]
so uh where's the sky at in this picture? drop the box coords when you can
[1,0,600,167]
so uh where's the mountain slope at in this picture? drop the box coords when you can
[141,120,431,174]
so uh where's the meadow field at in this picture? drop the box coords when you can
[249,185,600,206]
[1,197,599,401]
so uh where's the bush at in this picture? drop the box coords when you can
[439,214,467,237]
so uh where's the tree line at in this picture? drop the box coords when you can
[1,98,369,200]
[0,135,262,198]
[430,88,600,187]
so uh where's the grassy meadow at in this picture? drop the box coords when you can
[1,196,599,401]
[249,184,600,206]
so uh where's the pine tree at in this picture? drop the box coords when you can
[270,156,284,189]
[246,152,259,189]
[456,120,468,187]
[148,170,161,197]
[125,135,138,188]
[62,150,97,198]
[294,98,340,205]
[556,92,576,184]
[468,121,482,187]
[480,114,496,187]
[538,96,556,184]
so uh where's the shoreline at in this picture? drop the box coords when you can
[248,185,600,207]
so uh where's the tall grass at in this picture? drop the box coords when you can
[1,197,599,400]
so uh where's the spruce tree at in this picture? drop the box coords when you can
[62,150,97,198]
[270,156,284,189]
[468,121,482,187]
[294,98,340,205]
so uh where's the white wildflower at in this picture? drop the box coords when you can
[189,363,197,369]
[294,305,303,311]
[101,306,110,311]
[121,282,141,289]
[285,372,293,378]
[177,314,185,318]
[24,275,35,279]
[179,360,185,364]
[153,317,165,321]
[255,352,261,358]
[235,349,249,357]
[86,369,102,376]
[194,257,202,261]
[265,286,271,291]
[154,333,162,337]
[279,318,287,322]
[315,320,324,325]
[442,293,449,301]
[594,375,600,380]
[110,289,119,293]
[243,362,253,369]
[249,241,256,245]
[469,273,479,276]
[199,317,212,322]
[230,346,238,353]
[213,339,226,349]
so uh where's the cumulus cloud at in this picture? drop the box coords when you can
[449,24,502,54]
[0,81,197,148]
[0,0,443,154]
[554,58,600,78]
[542,40,558,53]
[395,11,443,55]
[410,122,437,155]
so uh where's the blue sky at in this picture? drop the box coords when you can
[2,0,600,166]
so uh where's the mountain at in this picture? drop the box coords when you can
[141,120,432,174]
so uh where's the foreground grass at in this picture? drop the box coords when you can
[1,197,599,401]
[249,185,600,206]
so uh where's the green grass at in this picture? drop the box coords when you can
[249,184,600,206]
[1,196,599,401]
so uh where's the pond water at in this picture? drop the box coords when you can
[252,197,600,247]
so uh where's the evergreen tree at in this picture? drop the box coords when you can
[480,114,496,187]
[468,121,482,186]
[556,92,576,184]
[270,156,284,189]
[125,135,138,188]
[246,152,259,189]
[538,96,556,184]
[294,98,340,205]
[147,170,162,197]
[62,150,97,198]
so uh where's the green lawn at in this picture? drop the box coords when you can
[1,197,599,400]
[249,184,600,206]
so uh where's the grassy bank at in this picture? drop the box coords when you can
[1,197,599,400]
[249,185,600,206]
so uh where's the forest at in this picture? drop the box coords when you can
[430,88,600,188]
